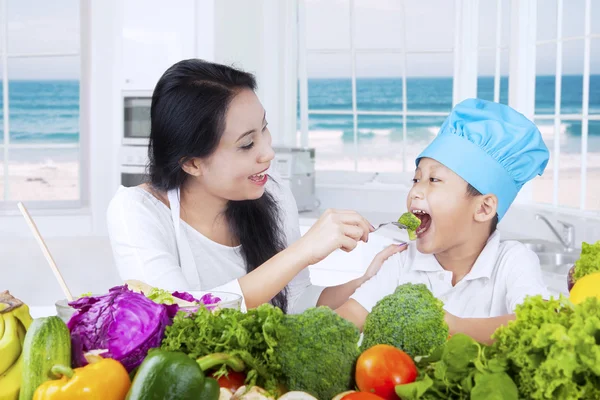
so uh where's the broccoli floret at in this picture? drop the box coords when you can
[399,212,421,241]
[275,307,360,399]
[573,241,600,282]
[361,283,448,357]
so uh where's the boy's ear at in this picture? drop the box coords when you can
[180,157,204,177]
[474,194,498,223]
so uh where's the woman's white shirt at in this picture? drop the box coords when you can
[106,172,325,313]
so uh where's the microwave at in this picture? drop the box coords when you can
[272,147,318,212]
[123,95,152,145]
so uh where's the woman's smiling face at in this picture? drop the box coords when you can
[191,88,276,201]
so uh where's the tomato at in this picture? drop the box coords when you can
[355,344,418,400]
[212,370,246,393]
[341,393,384,400]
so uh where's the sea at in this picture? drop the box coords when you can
[0,76,599,164]
[0,80,79,163]
[301,75,600,154]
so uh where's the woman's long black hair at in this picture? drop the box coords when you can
[148,59,288,312]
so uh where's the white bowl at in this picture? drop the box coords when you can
[55,299,76,323]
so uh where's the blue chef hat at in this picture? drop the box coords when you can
[416,98,549,220]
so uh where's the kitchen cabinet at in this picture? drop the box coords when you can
[121,0,196,91]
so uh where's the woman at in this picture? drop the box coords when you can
[107,59,398,313]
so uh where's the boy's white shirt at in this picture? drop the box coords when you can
[351,231,550,318]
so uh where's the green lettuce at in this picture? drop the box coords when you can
[491,295,600,399]
[146,287,176,305]
[573,241,600,282]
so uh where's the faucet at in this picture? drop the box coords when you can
[535,214,575,252]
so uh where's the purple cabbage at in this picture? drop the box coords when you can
[67,285,172,371]
[172,291,199,303]
[199,293,221,305]
[173,291,221,306]
[70,332,88,368]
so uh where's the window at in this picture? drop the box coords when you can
[477,0,510,105]
[0,0,82,210]
[532,0,600,211]
[297,0,456,174]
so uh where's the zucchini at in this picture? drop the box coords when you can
[19,316,71,400]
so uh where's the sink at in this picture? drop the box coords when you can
[518,239,567,253]
[537,252,578,266]
[514,239,580,277]
[536,252,578,275]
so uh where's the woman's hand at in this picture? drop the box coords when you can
[295,209,374,266]
[363,243,408,280]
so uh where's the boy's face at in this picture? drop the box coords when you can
[407,158,479,254]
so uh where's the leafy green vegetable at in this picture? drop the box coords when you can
[78,292,92,297]
[361,283,448,357]
[275,307,360,399]
[470,372,519,400]
[491,295,600,399]
[162,305,360,397]
[161,304,283,392]
[399,212,422,241]
[146,287,176,305]
[573,241,600,282]
[394,334,517,400]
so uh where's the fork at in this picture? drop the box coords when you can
[373,221,407,231]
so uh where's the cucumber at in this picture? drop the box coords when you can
[19,316,71,400]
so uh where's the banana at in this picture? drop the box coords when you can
[0,351,23,400]
[10,305,33,331]
[0,298,32,400]
[0,315,21,376]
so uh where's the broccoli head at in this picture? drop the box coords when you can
[275,306,360,399]
[573,241,600,282]
[361,283,448,357]
[398,212,421,240]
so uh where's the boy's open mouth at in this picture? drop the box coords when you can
[412,209,432,237]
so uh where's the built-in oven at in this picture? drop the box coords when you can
[121,92,152,186]
[123,94,152,146]
[121,165,148,187]
[120,145,148,187]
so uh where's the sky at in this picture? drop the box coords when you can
[3,0,80,80]
[304,0,600,77]
[2,0,599,80]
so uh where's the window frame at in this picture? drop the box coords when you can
[297,0,456,175]
[0,0,87,211]
[477,0,509,104]
[297,0,599,214]
[532,0,600,211]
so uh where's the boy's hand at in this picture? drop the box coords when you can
[444,311,460,335]
[364,243,408,280]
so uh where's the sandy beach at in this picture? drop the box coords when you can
[1,124,598,211]
[4,155,597,210]
[303,125,600,211]
[0,160,79,201]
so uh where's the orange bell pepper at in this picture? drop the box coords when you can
[33,358,131,400]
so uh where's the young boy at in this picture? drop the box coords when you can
[337,98,550,344]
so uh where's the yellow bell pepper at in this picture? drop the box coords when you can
[569,271,600,305]
[33,358,131,400]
